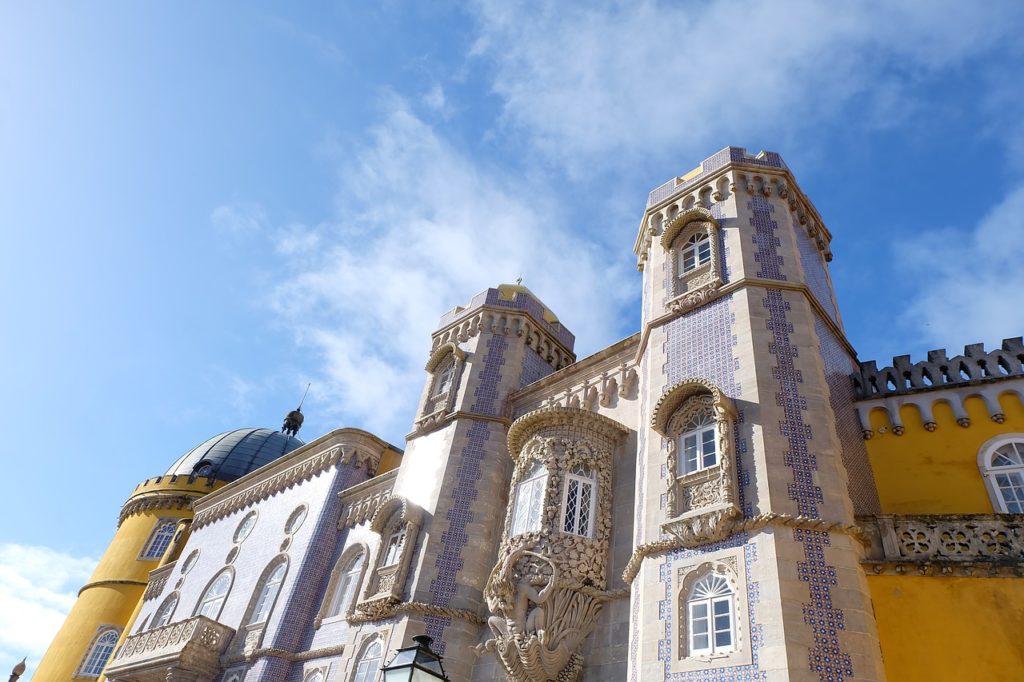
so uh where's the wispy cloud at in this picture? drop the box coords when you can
[468,0,1022,172]
[268,98,634,439]
[898,183,1024,355]
[210,202,268,238]
[0,544,97,679]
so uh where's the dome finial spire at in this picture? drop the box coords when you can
[282,384,310,437]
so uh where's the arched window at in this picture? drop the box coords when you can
[353,639,383,682]
[511,461,548,536]
[381,524,406,567]
[140,519,177,560]
[680,232,712,273]
[433,357,457,397]
[329,551,365,617]
[561,463,595,537]
[78,627,119,677]
[248,561,287,625]
[305,671,324,682]
[686,573,735,656]
[981,438,1024,512]
[680,410,717,475]
[195,569,233,620]
[151,592,179,629]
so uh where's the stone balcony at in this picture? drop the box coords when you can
[104,616,234,682]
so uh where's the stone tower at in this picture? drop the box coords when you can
[629,148,884,680]
[365,284,575,681]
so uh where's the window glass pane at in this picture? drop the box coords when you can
[152,594,178,628]
[563,478,579,533]
[143,521,177,560]
[578,479,593,536]
[701,428,717,468]
[81,630,119,675]
[197,572,231,619]
[383,527,406,566]
[996,472,1024,512]
[683,434,698,474]
[698,238,711,264]
[250,563,286,624]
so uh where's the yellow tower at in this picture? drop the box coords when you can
[34,426,305,680]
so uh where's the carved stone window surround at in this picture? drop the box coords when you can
[355,496,421,619]
[415,342,467,432]
[660,207,724,313]
[652,380,740,542]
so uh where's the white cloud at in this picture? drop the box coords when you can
[0,544,97,679]
[900,184,1024,352]
[269,99,634,439]
[210,202,268,237]
[468,0,1022,171]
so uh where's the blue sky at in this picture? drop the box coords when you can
[3,0,1024,674]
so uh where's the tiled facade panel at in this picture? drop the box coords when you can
[518,343,554,388]
[815,318,881,515]
[795,224,839,324]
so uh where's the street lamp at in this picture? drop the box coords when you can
[380,634,450,682]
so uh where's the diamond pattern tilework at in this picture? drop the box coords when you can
[425,334,506,654]
[796,225,838,323]
[749,197,786,282]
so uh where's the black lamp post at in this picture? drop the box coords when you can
[380,634,450,682]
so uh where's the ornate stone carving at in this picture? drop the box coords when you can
[482,408,628,682]
[338,471,397,529]
[660,209,725,316]
[354,495,422,618]
[860,514,1024,570]
[105,616,234,682]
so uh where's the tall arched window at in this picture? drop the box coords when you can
[981,438,1024,512]
[686,573,735,656]
[353,639,382,682]
[680,232,712,273]
[195,569,233,620]
[561,463,595,537]
[151,592,179,628]
[329,551,365,617]
[680,410,717,475]
[140,519,177,560]
[77,627,120,678]
[511,461,548,536]
[381,523,406,567]
[248,561,287,625]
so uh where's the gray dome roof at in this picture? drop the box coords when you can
[165,428,305,482]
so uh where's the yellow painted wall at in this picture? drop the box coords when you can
[869,575,1024,681]
[865,392,1024,514]
[34,476,219,680]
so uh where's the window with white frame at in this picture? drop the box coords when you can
[511,461,548,536]
[679,232,712,274]
[140,519,177,560]
[78,628,119,677]
[680,411,718,475]
[433,357,457,397]
[353,640,382,682]
[151,592,178,629]
[983,439,1024,512]
[381,526,406,567]
[195,570,232,620]
[305,671,325,682]
[561,463,596,537]
[686,573,735,656]
[248,561,287,625]
[329,551,365,617]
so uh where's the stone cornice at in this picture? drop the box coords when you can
[79,579,148,597]
[509,333,640,405]
[223,643,346,665]
[506,406,630,457]
[346,599,484,627]
[119,492,204,527]
[406,409,511,440]
[633,277,856,366]
[191,428,396,528]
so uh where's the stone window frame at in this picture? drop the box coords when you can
[137,517,178,561]
[419,341,467,421]
[660,206,723,306]
[315,542,370,627]
[150,591,179,629]
[978,433,1024,513]
[230,554,290,657]
[74,624,122,679]
[348,633,385,682]
[676,560,747,665]
[193,566,235,620]
[356,496,422,615]
[652,379,740,540]
[559,462,597,538]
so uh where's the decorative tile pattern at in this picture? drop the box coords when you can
[749,197,786,282]
[796,226,838,323]
[815,318,880,515]
[518,346,553,389]
[646,147,787,208]
[762,282,853,678]
[425,334,507,654]
[437,288,574,348]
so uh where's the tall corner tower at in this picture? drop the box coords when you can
[379,284,575,681]
[34,427,304,681]
[630,147,883,681]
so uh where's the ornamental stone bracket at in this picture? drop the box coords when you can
[859,514,1024,577]
[480,407,629,682]
[105,616,234,682]
[142,562,176,602]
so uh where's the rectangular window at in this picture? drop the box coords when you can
[701,429,717,469]
[140,519,177,560]
[382,527,406,566]
[689,602,710,653]
[511,470,547,536]
[561,473,595,536]
[995,473,1024,512]
[712,597,733,648]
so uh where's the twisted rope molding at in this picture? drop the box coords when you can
[622,513,868,584]
[223,643,347,665]
[349,600,486,626]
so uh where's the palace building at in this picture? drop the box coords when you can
[33,147,1024,681]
